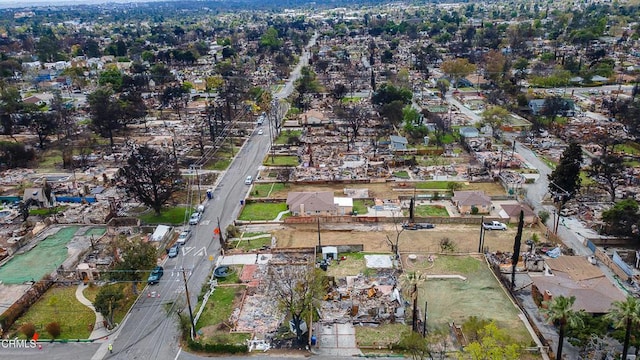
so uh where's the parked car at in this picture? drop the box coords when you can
[257,129,264,135]
[244,175,253,185]
[176,229,191,245]
[147,266,164,285]
[482,221,507,230]
[168,244,179,258]
[189,212,202,225]
[402,222,435,230]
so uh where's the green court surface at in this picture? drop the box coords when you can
[0,226,81,284]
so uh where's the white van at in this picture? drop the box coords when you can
[244,176,253,185]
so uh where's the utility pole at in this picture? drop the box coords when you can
[218,216,224,245]
[423,301,428,337]
[317,217,322,250]
[181,267,196,339]
[478,216,485,253]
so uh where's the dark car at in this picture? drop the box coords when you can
[167,244,179,258]
[147,266,164,285]
[402,223,435,230]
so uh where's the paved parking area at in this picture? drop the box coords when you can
[315,322,361,357]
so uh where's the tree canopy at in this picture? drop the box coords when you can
[601,199,640,237]
[548,142,583,202]
[120,146,183,215]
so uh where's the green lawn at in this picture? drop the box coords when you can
[392,171,410,179]
[215,266,242,284]
[614,142,640,155]
[13,286,94,340]
[263,155,298,166]
[414,204,449,217]
[29,206,68,216]
[352,199,373,215]
[355,323,408,347]
[196,286,244,329]
[251,183,286,198]
[415,181,459,190]
[579,171,595,186]
[233,236,271,251]
[37,150,63,170]
[274,130,302,145]
[140,206,191,225]
[238,202,288,221]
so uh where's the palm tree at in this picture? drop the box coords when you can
[605,296,640,360]
[542,295,584,360]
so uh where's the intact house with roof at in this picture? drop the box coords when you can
[451,190,492,214]
[528,98,576,117]
[286,191,353,216]
[531,256,626,314]
[500,203,537,224]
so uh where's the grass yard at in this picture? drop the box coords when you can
[392,171,410,179]
[355,323,408,347]
[326,252,367,278]
[215,265,241,284]
[415,255,531,344]
[614,142,640,155]
[251,183,286,198]
[196,285,248,344]
[415,181,458,190]
[274,130,302,145]
[352,199,373,215]
[13,285,94,340]
[29,206,68,216]
[263,155,298,166]
[140,206,192,225]
[85,283,141,326]
[238,202,288,221]
[413,204,449,217]
[232,236,271,251]
[37,149,63,170]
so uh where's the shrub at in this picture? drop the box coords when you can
[45,322,61,339]
[470,205,479,215]
[538,210,550,224]
[19,323,36,339]
[187,339,248,354]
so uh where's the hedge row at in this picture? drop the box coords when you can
[187,339,248,354]
[0,276,54,335]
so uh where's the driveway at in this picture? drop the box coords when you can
[314,322,362,357]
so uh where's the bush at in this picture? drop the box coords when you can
[538,210,549,224]
[19,323,36,339]
[187,339,248,354]
[470,205,479,215]
[45,322,61,339]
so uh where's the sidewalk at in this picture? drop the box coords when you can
[75,283,110,340]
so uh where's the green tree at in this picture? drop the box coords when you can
[260,27,283,51]
[94,285,124,329]
[98,66,124,91]
[111,237,157,294]
[511,210,524,290]
[0,83,21,136]
[371,83,412,106]
[461,321,521,360]
[548,142,583,203]
[601,199,640,237]
[605,296,640,360]
[397,331,430,360]
[481,106,510,139]
[541,295,584,360]
[121,146,183,215]
[441,58,476,87]
[88,88,123,148]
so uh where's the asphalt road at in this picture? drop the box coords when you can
[93,33,316,360]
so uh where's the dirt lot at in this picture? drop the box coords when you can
[272,223,548,254]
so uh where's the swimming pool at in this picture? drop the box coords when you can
[0,226,80,284]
